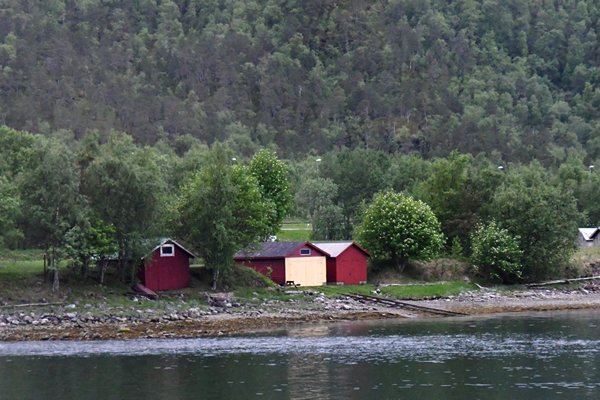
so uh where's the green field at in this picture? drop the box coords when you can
[0,250,45,283]
[313,281,475,299]
[236,281,476,302]
[276,222,312,241]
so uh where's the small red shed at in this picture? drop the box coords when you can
[139,239,196,291]
[234,241,329,286]
[312,242,369,285]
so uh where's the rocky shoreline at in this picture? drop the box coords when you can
[2,287,600,342]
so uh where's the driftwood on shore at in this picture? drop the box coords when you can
[526,275,600,288]
[345,293,467,316]
[0,302,64,309]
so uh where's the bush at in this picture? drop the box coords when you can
[470,221,523,283]
[488,164,582,281]
[355,191,445,271]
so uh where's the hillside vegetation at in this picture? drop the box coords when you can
[0,1,599,286]
[0,0,598,162]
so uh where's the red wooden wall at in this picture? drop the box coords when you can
[141,247,191,291]
[327,245,368,285]
[236,259,286,285]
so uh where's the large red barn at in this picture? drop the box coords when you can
[234,241,329,286]
[139,239,196,291]
[312,242,369,285]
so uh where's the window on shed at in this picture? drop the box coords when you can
[300,248,311,256]
[160,244,175,257]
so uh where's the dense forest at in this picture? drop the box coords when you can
[0,1,599,284]
[0,125,597,284]
[0,0,598,162]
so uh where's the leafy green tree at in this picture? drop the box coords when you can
[417,153,505,247]
[0,126,36,177]
[294,176,337,221]
[312,204,345,241]
[388,155,432,194]
[321,148,391,238]
[63,219,118,281]
[174,145,270,289]
[470,221,523,283]
[18,137,84,291]
[294,176,345,240]
[249,149,293,235]
[355,191,445,271]
[83,133,166,281]
[0,177,22,248]
[489,164,583,281]
[578,172,600,226]
[416,153,472,245]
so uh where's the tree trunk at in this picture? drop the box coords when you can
[119,244,126,282]
[211,268,219,291]
[52,267,60,293]
[395,257,408,273]
[51,249,59,293]
[130,259,138,283]
[100,259,108,284]
[43,252,48,282]
[82,255,91,279]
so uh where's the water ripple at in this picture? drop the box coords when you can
[1,333,600,361]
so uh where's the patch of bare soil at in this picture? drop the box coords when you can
[418,287,600,314]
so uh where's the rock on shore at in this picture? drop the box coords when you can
[2,288,600,341]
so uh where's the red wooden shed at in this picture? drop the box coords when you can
[312,242,369,285]
[139,239,196,291]
[234,241,329,286]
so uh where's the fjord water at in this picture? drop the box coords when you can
[1,311,599,399]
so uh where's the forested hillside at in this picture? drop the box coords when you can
[0,0,598,162]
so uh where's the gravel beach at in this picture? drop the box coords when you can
[2,287,600,341]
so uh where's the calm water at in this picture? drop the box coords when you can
[1,311,600,399]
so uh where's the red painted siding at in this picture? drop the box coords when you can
[236,259,286,285]
[326,258,337,283]
[327,245,368,285]
[141,246,191,291]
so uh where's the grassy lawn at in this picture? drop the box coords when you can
[0,250,46,288]
[277,221,312,241]
[0,259,45,276]
[236,281,477,302]
[281,223,313,230]
[316,281,476,299]
[276,221,312,241]
[276,229,312,241]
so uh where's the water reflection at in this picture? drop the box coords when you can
[0,310,599,399]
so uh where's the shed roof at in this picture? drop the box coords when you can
[578,228,600,241]
[148,238,196,258]
[312,241,370,257]
[234,241,328,259]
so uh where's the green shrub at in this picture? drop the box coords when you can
[355,191,445,272]
[470,221,523,283]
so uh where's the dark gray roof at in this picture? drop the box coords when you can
[234,241,326,259]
